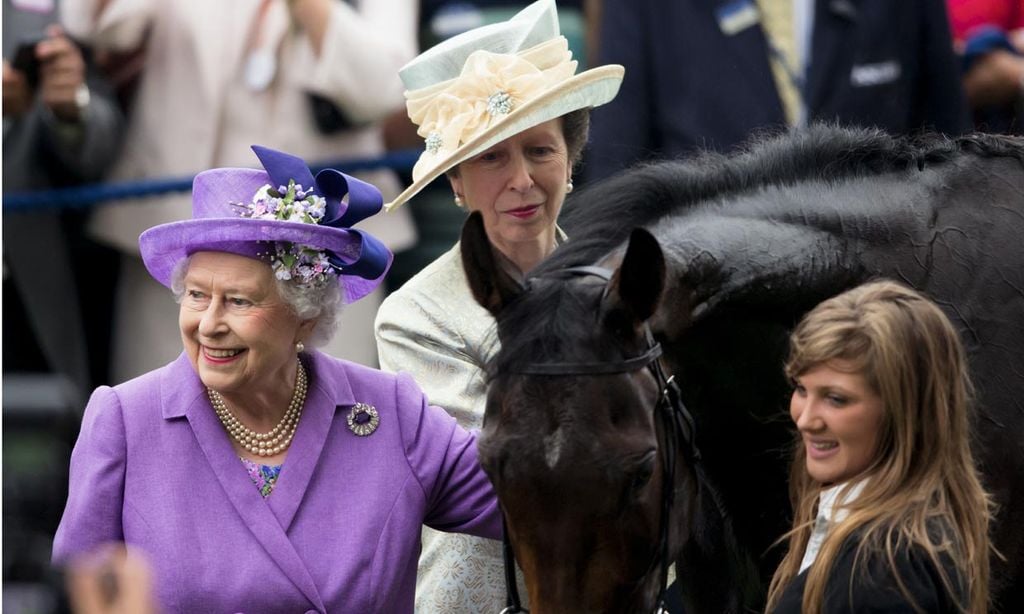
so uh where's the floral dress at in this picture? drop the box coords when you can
[240,457,283,498]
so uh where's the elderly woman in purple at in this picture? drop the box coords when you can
[51,146,501,613]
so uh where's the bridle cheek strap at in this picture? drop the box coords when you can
[500,514,528,613]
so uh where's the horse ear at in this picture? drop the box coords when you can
[610,228,665,322]
[460,211,522,316]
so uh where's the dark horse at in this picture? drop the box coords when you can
[460,126,1024,613]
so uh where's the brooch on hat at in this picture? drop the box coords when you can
[347,402,380,436]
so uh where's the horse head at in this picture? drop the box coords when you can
[461,211,751,613]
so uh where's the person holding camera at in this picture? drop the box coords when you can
[3,1,125,400]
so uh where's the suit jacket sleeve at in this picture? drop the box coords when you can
[52,386,127,565]
[294,0,417,124]
[392,372,501,540]
[60,0,155,50]
[38,62,125,183]
[586,0,656,180]
[917,0,972,134]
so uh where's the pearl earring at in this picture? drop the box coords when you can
[454,195,464,207]
[566,180,574,193]
[296,341,305,354]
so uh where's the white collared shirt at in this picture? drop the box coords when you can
[799,479,869,574]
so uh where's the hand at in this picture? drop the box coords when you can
[36,24,88,122]
[1009,28,1024,53]
[66,544,157,614]
[962,49,1024,108]
[286,0,331,56]
[2,60,33,118]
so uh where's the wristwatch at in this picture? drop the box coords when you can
[44,83,91,142]
[74,83,91,113]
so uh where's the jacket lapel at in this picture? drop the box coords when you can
[805,0,861,111]
[711,0,786,123]
[165,355,326,612]
[266,352,356,531]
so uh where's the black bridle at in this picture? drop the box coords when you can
[497,266,702,614]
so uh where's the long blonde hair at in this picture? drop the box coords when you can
[764,280,992,614]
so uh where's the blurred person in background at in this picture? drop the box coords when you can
[4,5,125,609]
[585,0,971,180]
[52,146,501,613]
[375,1,623,610]
[947,0,1023,133]
[3,2,125,399]
[64,545,156,614]
[59,0,419,383]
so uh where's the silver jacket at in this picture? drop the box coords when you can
[375,242,519,612]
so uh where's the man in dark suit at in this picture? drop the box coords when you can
[585,0,970,179]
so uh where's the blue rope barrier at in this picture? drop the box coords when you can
[3,149,422,213]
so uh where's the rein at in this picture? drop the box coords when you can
[497,266,702,614]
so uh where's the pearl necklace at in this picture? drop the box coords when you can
[207,362,308,457]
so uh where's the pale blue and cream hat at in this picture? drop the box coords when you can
[384,0,625,210]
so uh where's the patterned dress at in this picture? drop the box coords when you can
[240,457,283,498]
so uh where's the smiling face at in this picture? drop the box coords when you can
[179,251,313,401]
[449,118,570,269]
[790,361,885,485]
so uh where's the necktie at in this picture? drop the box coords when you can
[757,0,802,126]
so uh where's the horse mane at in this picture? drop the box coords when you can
[491,125,1021,379]
[548,124,1022,275]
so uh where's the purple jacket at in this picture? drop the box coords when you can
[53,351,501,613]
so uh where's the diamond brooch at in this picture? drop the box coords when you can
[486,91,513,116]
[425,132,443,154]
[347,402,380,436]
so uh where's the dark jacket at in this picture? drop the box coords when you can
[586,0,971,180]
[772,535,968,613]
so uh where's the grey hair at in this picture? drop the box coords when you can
[170,255,343,348]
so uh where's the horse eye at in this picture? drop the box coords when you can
[629,455,656,493]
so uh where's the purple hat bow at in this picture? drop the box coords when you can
[251,145,389,281]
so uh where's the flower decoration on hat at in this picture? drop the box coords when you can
[240,146,391,290]
[236,180,338,288]
[405,37,577,179]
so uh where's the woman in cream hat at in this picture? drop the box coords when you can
[373,0,623,610]
[53,146,501,613]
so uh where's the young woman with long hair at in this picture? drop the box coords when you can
[766,280,993,613]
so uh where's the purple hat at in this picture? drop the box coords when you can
[139,146,393,304]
